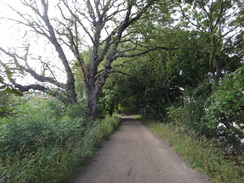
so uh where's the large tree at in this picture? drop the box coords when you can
[0,0,172,118]
[176,0,243,85]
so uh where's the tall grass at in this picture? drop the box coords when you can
[0,116,120,183]
[144,121,243,183]
[0,97,120,183]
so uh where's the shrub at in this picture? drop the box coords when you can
[0,95,120,183]
[0,98,85,160]
[202,66,244,152]
[166,81,211,135]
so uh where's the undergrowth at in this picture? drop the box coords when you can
[143,120,244,183]
[0,97,120,183]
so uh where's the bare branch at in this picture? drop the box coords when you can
[115,46,180,59]
[11,82,49,93]
[61,0,95,44]
[0,47,65,88]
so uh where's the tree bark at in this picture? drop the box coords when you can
[86,90,98,119]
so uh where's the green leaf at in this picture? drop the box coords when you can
[4,88,23,96]
[0,85,6,90]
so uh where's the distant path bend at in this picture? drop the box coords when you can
[70,116,210,183]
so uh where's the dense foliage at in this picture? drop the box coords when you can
[0,97,83,159]
[202,66,244,151]
[0,92,16,118]
[0,96,120,182]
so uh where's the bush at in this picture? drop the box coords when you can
[166,81,211,135]
[166,67,244,153]
[0,98,85,160]
[202,66,244,152]
[0,96,120,183]
[0,91,18,118]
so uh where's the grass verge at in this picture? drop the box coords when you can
[143,120,243,183]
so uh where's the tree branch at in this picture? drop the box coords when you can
[115,46,179,59]
[0,47,65,88]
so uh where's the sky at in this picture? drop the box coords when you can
[0,0,126,85]
[0,0,69,85]
[0,0,17,47]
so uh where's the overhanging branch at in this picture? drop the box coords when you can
[115,46,180,59]
[0,47,65,88]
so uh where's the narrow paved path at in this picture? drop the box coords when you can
[70,116,210,183]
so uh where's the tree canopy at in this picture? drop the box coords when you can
[0,0,178,118]
[0,0,243,120]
